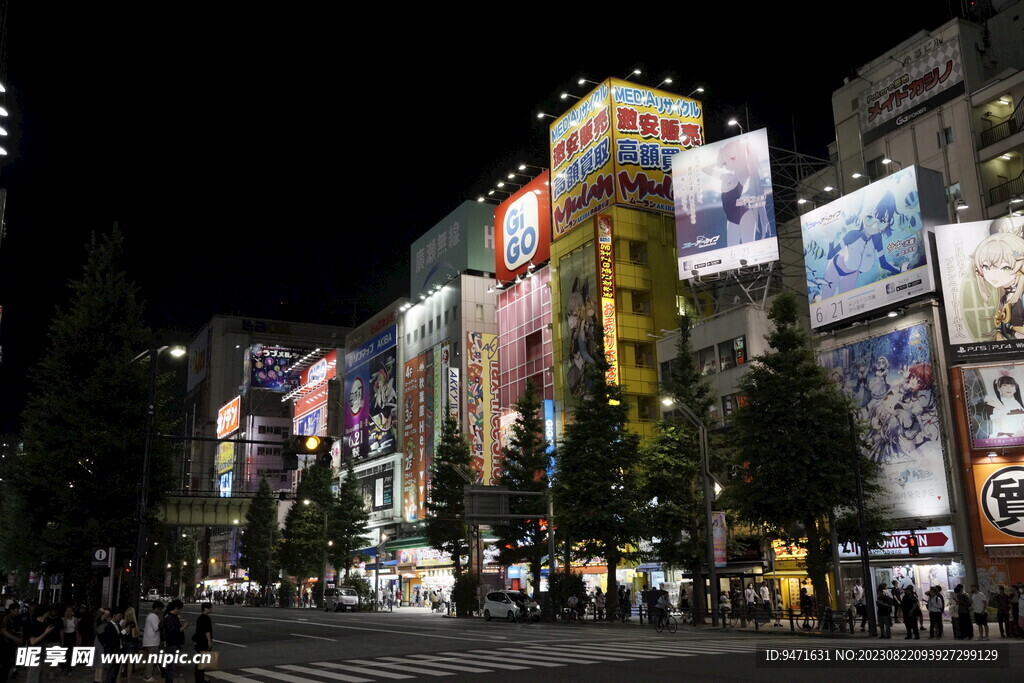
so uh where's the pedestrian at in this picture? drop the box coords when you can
[799,587,813,629]
[891,581,902,623]
[901,586,921,640]
[141,601,163,682]
[744,583,756,620]
[971,584,990,641]
[994,586,1011,637]
[678,587,689,613]
[25,605,56,683]
[875,584,893,639]
[120,607,141,681]
[1010,584,1021,637]
[193,602,213,683]
[719,591,731,626]
[954,584,973,640]
[567,593,579,621]
[619,587,631,622]
[161,601,188,683]
[59,606,78,675]
[926,585,944,639]
[759,582,771,607]
[594,588,605,621]
[1,602,22,683]
[93,608,120,683]
[852,579,866,632]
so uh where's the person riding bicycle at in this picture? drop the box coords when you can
[566,594,580,621]
[654,592,670,625]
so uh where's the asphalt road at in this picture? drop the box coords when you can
[165,605,1023,682]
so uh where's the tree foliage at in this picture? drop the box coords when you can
[495,379,550,597]
[280,465,334,583]
[329,459,371,580]
[554,359,641,620]
[239,477,279,590]
[425,415,472,577]
[11,229,175,603]
[729,292,886,606]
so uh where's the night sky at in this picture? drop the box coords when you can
[0,4,966,431]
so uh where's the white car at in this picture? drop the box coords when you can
[482,590,540,622]
[325,587,359,612]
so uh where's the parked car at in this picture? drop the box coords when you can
[325,587,360,612]
[482,590,540,622]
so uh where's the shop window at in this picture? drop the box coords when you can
[525,330,543,363]
[628,240,648,265]
[717,335,746,370]
[630,290,652,315]
[633,342,654,368]
[698,346,718,375]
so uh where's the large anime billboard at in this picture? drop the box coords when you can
[934,217,1024,362]
[819,323,951,518]
[961,362,1024,450]
[802,166,942,329]
[343,326,397,459]
[247,345,305,392]
[559,243,601,399]
[672,128,778,279]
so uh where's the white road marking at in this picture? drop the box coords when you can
[288,633,336,642]
[461,650,565,668]
[213,639,247,648]
[242,668,337,683]
[312,662,413,680]
[408,655,527,671]
[216,623,243,629]
[277,664,372,683]
[344,659,453,677]
[376,656,492,674]
[204,672,263,683]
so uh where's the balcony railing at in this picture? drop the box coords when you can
[990,169,1024,206]
[980,99,1024,148]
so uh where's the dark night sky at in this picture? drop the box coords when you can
[0,4,967,430]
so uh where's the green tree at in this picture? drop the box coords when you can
[729,292,885,607]
[637,315,719,623]
[239,477,279,598]
[425,415,472,580]
[554,360,641,621]
[12,229,175,604]
[329,460,371,581]
[496,379,550,598]
[280,465,334,595]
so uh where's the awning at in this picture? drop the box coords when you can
[763,570,809,578]
[384,536,429,551]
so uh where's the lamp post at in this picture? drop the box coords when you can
[374,534,390,612]
[131,344,184,615]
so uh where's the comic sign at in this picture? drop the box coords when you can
[818,323,951,518]
[550,78,703,237]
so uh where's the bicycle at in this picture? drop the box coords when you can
[654,609,678,634]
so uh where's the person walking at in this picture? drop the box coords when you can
[193,602,213,683]
[994,586,1011,638]
[971,584,990,641]
[954,584,973,640]
[141,602,163,682]
[25,605,56,683]
[594,588,605,621]
[161,601,188,683]
[852,579,866,632]
[901,586,921,640]
[875,584,893,639]
[59,606,78,675]
[926,585,945,639]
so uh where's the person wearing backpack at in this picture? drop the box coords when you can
[927,585,945,639]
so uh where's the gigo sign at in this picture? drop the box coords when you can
[494,171,551,283]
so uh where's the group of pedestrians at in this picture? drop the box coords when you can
[872,582,1021,641]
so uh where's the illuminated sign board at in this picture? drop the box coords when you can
[247,345,304,392]
[838,526,955,558]
[595,214,618,385]
[218,471,233,498]
[975,463,1024,546]
[494,171,552,282]
[343,327,397,459]
[217,396,241,439]
[467,332,501,484]
[550,78,703,238]
[216,441,234,476]
[402,352,433,522]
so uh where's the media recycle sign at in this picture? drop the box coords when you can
[980,465,1024,538]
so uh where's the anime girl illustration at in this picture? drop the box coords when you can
[972,227,1024,341]
[985,374,1024,437]
[369,355,397,447]
[894,363,939,451]
[820,190,906,300]
[564,276,600,398]
[701,136,772,245]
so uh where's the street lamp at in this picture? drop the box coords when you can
[131,343,185,615]
[727,118,744,135]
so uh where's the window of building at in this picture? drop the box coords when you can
[865,156,886,180]
[444,310,449,325]
[436,315,441,330]
[717,335,746,370]
[945,182,962,203]
[428,319,433,334]
[633,342,654,368]
[722,393,747,420]
[698,346,718,375]
[406,333,411,345]
[420,324,426,339]
[414,328,419,341]
[628,240,649,265]
[637,395,657,421]
[525,330,543,362]
[452,304,458,318]
[630,290,652,315]
[937,127,954,147]
[475,304,484,321]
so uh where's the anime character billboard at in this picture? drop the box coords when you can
[558,243,601,399]
[343,326,397,459]
[672,128,778,279]
[802,166,942,329]
[819,323,951,518]
[934,217,1024,362]
[961,362,1024,449]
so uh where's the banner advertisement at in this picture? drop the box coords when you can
[402,352,433,522]
[549,78,704,238]
[819,323,951,517]
[838,526,955,558]
[248,345,304,392]
[712,511,727,568]
[801,166,936,328]
[961,362,1024,449]
[595,214,619,386]
[560,243,601,399]
[300,350,338,387]
[672,128,778,279]
[434,343,444,449]
[218,471,232,498]
[358,466,394,513]
[447,368,460,419]
[293,403,326,437]
[494,171,551,283]
[467,332,501,484]
[216,396,241,439]
[973,463,1024,546]
[933,217,1024,362]
[343,326,398,459]
[410,201,495,297]
[216,441,234,476]
[860,38,965,145]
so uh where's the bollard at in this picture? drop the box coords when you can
[788,607,795,632]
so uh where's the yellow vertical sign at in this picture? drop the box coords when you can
[596,214,618,386]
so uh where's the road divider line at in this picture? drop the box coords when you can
[213,639,247,648]
[288,633,336,642]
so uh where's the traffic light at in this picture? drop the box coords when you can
[284,435,335,468]
[907,534,920,557]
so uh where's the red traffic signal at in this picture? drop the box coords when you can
[907,535,920,557]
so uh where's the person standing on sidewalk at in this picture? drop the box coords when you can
[971,585,990,641]
[141,602,163,682]
[193,603,213,683]
[900,586,921,640]
[926,586,944,639]
[161,601,188,683]
[954,584,973,640]
[994,586,1011,638]
[852,579,866,632]
[875,585,893,639]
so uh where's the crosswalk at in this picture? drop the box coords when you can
[205,638,764,682]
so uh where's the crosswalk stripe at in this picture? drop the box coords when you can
[461,650,565,667]
[277,664,373,682]
[492,647,609,664]
[516,646,622,662]
[344,659,453,677]
[242,667,343,683]
[555,644,662,659]
[311,662,414,680]
[406,655,528,671]
[205,672,264,683]
[374,656,492,674]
